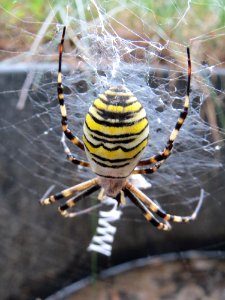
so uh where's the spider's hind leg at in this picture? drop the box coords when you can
[61,133,90,168]
[136,47,191,171]
[58,26,84,151]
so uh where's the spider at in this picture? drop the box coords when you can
[40,26,203,231]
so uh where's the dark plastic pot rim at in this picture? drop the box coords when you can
[45,250,225,300]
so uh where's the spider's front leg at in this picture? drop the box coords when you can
[124,186,171,231]
[125,181,203,230]
[58,184,101,217]
[40,177,101,218]
[40,178,99,206]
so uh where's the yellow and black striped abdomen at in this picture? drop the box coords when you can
[83,86,149,178]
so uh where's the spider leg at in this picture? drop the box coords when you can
[66,154,90,167]
[61,133,90,168]
[58,26,84,151]
[58,184,101,217]
[132,161,165,175]
[115,190,126,207]
[124,187,171,231]
[40,177,99,205]
[137,47,191,170]
[125,182,203,226]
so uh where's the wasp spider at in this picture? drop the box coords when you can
[40,26,203,231]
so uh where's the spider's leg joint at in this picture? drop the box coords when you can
[40,195,56,206]
[58,197,77,216]
[157,222,172,231]
[58,206,70,217]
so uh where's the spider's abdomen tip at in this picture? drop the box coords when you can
[108,85,131,93]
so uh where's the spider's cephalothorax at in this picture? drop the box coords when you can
[40,26,203,231]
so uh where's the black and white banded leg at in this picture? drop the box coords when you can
[135,48,191,175]
[124,181,203,230]
[58,26,84,151]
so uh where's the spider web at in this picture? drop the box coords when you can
[0,1,225,299]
